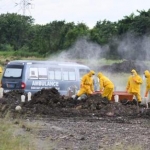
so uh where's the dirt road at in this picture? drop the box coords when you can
[22,116,150,150]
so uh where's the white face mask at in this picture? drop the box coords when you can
[131,72,135,76]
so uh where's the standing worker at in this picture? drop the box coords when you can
[74,70,95,100]
[0,67,2,73]
[0,67,3,87]
[144,70,150,99]
[97,72,114,101]
[126,69,143,104]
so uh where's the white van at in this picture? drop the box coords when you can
[1,60,91,95]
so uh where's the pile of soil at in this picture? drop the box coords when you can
[0,88,150,119]
[0,60,150,119]
[94,60,149,73]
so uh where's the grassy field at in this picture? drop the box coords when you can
[0,118,36,150]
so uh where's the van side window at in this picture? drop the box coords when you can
[63,69,76,81]
[48,68,61,80]
[38,68,47,79]
[79,69,89,79]
[29,67,48,79]
[29,68,38,79]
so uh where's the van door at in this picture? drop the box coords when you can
[2,64,25,92]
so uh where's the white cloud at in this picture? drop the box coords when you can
[0,0,150,28]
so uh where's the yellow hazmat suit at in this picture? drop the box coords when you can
[97,72,114,101]
[77,70,95,97]
[144,70,150,97]
[0,67,2,73]
[0,67,3,87]
[126,69,142,102]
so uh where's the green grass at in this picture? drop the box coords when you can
[0,119,36,150]
[0,51,41,58]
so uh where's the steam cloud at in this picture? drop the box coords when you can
[48,34,150,93]
[49,37,104,68]
[117,32,150,60]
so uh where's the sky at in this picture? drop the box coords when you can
[0,0,150,28]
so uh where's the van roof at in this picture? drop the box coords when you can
[7,60,90,68]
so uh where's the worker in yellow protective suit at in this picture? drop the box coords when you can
[144,70,150,98]
[0,67,2,73]
[97,72,114,101]
[126,69,142,103]
[0,67,3,87]
[74,70,95,100]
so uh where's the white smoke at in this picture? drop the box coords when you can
[48,35,149,93]
[116,32,150,60]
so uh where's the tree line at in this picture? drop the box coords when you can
[0,9,150,59]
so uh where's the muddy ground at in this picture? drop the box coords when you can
[0,60,150,150]
[0,88,150,150]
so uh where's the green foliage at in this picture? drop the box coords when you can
[64,22,89,48]
[0,51,41,58]
[0,9,150,59]
[117,13,135,35]
[0,44,14,51]
[0,13,34,50]
[131,10,150,35]
[90,20,118,45]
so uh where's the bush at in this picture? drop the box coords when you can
[0,44,14,51]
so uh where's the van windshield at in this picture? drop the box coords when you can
[3,65,23,78]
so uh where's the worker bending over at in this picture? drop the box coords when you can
[126,69,142,104]
[74,70,95,100]
[97,72,114,101]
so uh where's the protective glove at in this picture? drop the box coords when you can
[145,91,148,97]
[133,79,138,83]
[80,84,83,88]
[100,89,104,92]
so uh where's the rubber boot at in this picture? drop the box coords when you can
[73,95,79,105]
[138,101,141,106]
[74,95,79,100]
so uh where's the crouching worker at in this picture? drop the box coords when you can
[74,70,95,100]
[126,69,142,104]
[97,72,114,101]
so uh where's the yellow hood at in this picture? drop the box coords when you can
[88,70,95,77]
[144,70,150,77]
[131,69,137,76]
[97,72,103,78]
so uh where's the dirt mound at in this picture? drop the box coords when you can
[95,60,149,73]
[0,88,150,119]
